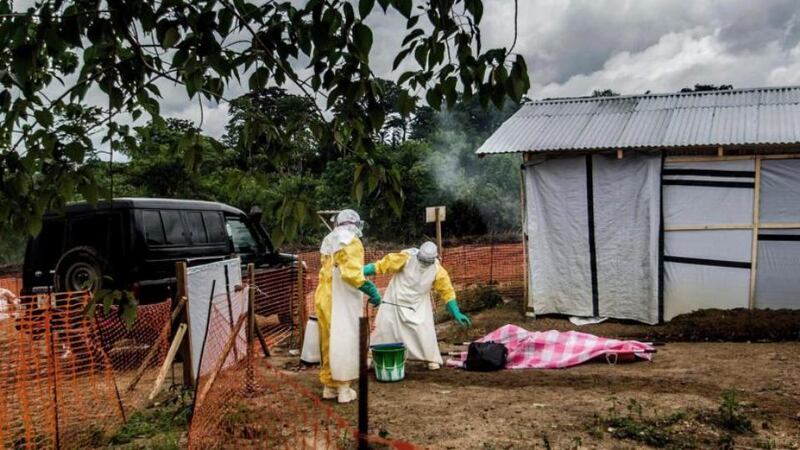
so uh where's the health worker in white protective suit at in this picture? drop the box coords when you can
[365,241,471,370]
[314,209,381,403]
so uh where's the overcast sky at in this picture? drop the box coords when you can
[18,0,800,140]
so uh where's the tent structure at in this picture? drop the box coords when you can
[477,86,800,324]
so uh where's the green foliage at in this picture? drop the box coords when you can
[713,391,753,433]
[595,399,690,449]
[110,395,191,447]
[0,0,529,242]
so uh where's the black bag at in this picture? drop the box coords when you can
[465,341,508,371]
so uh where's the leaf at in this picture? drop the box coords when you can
[121,296,139,329]
[414,45,427,68]
[359,0,375,18]
[426,87,442,110]
[248,67,270,91]
[354,180,364,204]
[26,215,42,237]
[377,0,390,12]
[218,8,234,35]
[396,0,412,17]
[401,28,425,47]
[64,142,85,161]
[368,107,385,131]
[396,90,414,116]
[465,0,484,24]
[161,26,181,49]
[352,23,373,59]
[34,110,53,127]
[393,48,411,70]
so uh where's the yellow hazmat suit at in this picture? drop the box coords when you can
[314,233,366,388]
[373,251,456,301]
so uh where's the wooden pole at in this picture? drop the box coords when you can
[126,296,187,391]
[254,325,271,357]
[435,207,443,254]
[749,155,762,309]
[521,153,533,317]
[297,259,307,349]
[175,261,194,387]
[358,316,368,450]
[147,323,187,402]
[195,313,247,407]
[223,266,239,361]
[247,264,255,347]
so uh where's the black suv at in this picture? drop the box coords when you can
[22,198,292,300]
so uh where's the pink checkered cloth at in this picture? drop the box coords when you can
[446,324,655,369]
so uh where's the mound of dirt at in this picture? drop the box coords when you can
[436,299,800,343]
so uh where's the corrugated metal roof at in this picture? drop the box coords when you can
[477,86,800,154]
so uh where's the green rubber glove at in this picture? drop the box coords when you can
[446,299,471,327]
[363,263,376,276]
[358,280,382,306]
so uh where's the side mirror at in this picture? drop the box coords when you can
[249,206,263,223]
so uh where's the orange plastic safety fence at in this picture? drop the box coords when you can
[0,292,124,449]
[252,265,309,348]
[189,288,418,450]
[299,242,526,316]
[95,300,172,412]
[0,275,22,296]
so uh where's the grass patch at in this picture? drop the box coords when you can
[592,399,693,449]
[703,390,753,434]
[110,393,191,448]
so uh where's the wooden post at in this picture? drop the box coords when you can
[297,259,307,349]
[616,149,624,160]
[175,261,194,387]
[717,146,725,157]
[148,323,187,402]
[223,266,239,361]
[435,208,443,254]
[749,155,762,309]
[247,264,255,347]
[126,296,187,391]
[521,153,533,317]
[195,313,247,407]
[358,317,369,450]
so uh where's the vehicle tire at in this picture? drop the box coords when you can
[54,247,107,294]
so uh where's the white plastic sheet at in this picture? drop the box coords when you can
[760,159,800,223]
[186,258,244,381]
[592,153,661,324]
[755,229,800,309]
[663,160,754,226]
[524,156,593,317]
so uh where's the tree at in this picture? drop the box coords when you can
[0,0,530,241]
[680,84,733,92]
[592,89,620,97]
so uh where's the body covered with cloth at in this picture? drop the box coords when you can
[447,325,654,369]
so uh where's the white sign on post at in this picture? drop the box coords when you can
[425,206,446,223]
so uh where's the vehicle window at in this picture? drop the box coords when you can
[185,211,208,244]
[161,210,188,245]
[203,212,227,243]
[69,216,108,251]
[142,210,165,245]
[226,218,257,253]
[34,220,65,267]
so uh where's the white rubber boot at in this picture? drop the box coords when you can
[427,362,441,370]
[337,386,357,403]
[322,386,338,400]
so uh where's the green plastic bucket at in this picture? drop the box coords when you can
[371,343,406,382]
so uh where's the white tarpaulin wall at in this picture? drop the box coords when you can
[755,159,800,309]
[662,160,756,320]
[186,258,245,381]
[524,153,661,324]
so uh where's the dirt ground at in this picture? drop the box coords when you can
[269,304,800,450]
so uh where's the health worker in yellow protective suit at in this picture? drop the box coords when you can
[365,241,471,370]
[314,209,381,403]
